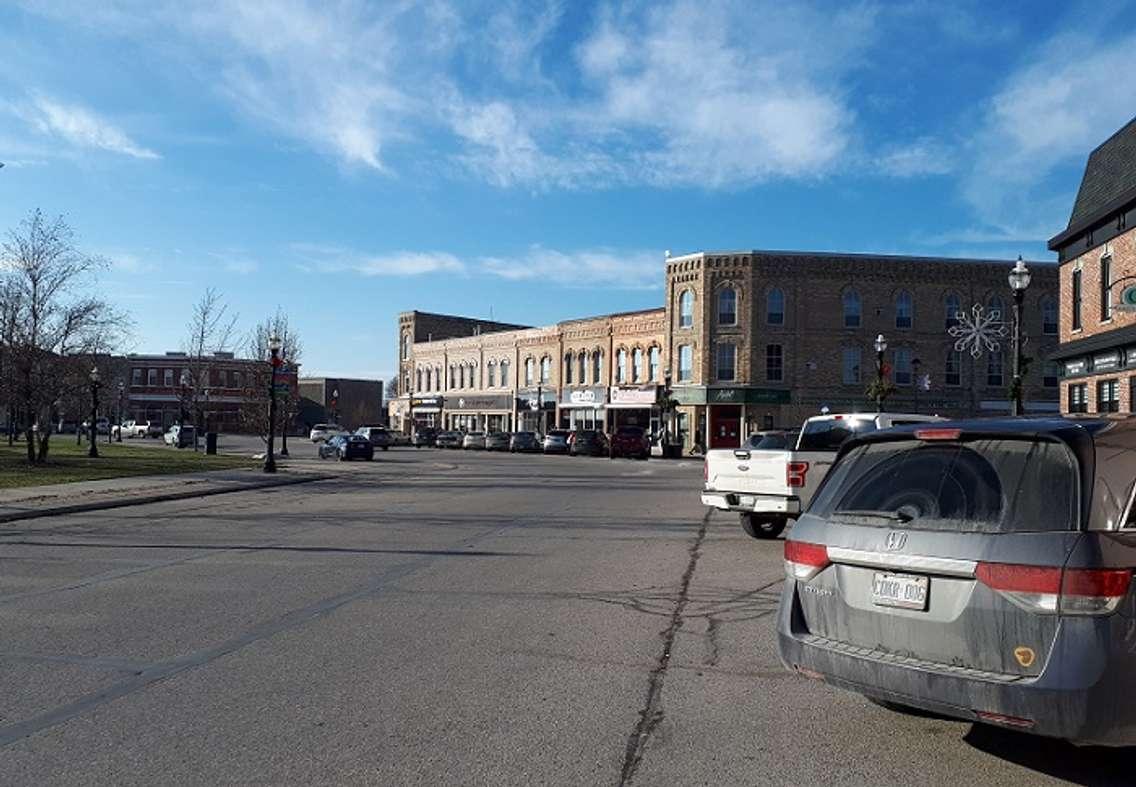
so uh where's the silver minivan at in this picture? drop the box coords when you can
[778,416,1136,745]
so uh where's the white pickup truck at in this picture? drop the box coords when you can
[701,412,944,539]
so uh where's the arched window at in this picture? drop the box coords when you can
[945,293,961,329]
[767,288,785,325]
[988,295,1005,321]
[895,291,913,329]
[679,290,694,328]
[648,346,660,381]
[434,367,441,391]
[540,356,551,385]
[525,358,534,387]
[616,348,627,383]
[843,290,861,328]
[416,368,422,392]
[487,361,497,388]
[401,333,409,360]
[449,364,456,390]
[1041,297,1058,335]
[459,364,467,389]
[471,363,478,388]
[500,360,510,387]
[592,351,602,383]
[718,287,737,325]
[564,354,573,385]
[577,352,586,384]
[632,348,644,382]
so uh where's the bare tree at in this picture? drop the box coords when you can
[239,308,303,445]
[1,209,130,462]
[182,288,238,448]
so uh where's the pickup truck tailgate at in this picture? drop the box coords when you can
[706,449,792,496]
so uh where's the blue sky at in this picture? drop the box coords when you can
[2,0,1135,382]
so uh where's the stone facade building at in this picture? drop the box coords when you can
[1050,117,1136,414]
[395,250,1059,450]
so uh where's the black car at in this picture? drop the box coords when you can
[569,429,608,456]
[509,431,541,452]
[323,434,374,461]
[413,428,437,448]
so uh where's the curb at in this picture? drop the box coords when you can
[0,473,333,525]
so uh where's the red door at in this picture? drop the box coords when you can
[709,406,741,449]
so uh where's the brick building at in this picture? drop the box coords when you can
[1049,117,1136,414]
[395,250,1058,450]
[297,377,384,430]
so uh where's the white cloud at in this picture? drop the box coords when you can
[480,246,662,289]
[20,96,159,159]
[292,244,465,277]
[876,138,954,177]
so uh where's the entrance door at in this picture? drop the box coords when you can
[710,405,741,449]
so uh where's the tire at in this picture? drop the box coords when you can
[740,513,786,540]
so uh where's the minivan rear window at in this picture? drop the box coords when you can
[797,419,877,452]
[810,438,1077,533]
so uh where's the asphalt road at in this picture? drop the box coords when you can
[0,449,1129,785]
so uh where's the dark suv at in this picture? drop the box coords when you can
[610,426,650,459]
[413,428,437,448]
[778,417,1136,745]
[569,429,608,457]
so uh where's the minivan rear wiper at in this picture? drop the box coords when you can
[831,509,914,523]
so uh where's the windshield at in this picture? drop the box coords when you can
[797,419,877,452]
[810,438,1078,533]
[745,432,794,450]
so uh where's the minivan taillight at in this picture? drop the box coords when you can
[785,540,830,581]
[787,461,809,489]
[976,562,1132,616]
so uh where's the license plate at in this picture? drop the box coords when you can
[739,495,756,507]
[871,572,929,610]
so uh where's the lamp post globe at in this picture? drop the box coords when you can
[88,366,100,458]
[1009,255,1031,416]
[265,333,282,473]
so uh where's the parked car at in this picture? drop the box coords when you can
[163,424,196,448]
[356,426,392,451]
[510,431,541,453]
[114,419,163,439]
[413,428,437,448]
[336,434,374,461]
[56,419,78,434]
[389,431,411,447]
[610,426,650,460]
[319,434,346,459]
[777,416,1136,746]
[82,418,111,435]
[435,431,463,449]
[702,412,944,540]
[310,423,348,442]
[485,432,511,451]
[569,429,608,457]
[462,432,486,450]
[542,429,571,454]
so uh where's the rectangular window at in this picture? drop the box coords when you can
[163,369,174,387]
[1101,255,1112,322]
[1043,362,1059,389]
[945,351,962,387]
[1097,379,1120,413]
[716,343,736,382]
[841,348,861,384]
[678,345,693,382]
[765,344,783,382]
[894,349,912,386]
[1068,383,1088,413]
[147,368,158,387]
[987,352,1004,387]
[488,364,497,388]
[215,370,227,388]
[233,371,242,389]
[1072,268,1083,330]
[131,368,142,386]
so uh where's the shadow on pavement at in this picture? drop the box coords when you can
[964,724,1136,785]
[0,540,534,557]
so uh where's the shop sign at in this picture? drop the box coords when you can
[610,385,658,406]
[560,386,608,407]
[1093,351,1120,372]
[410,396,443,409]
[452,394,512,411]
[671,387,707,405]
[708,387,791,405]
[1064,359,1087,377]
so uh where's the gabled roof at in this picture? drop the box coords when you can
[1059,116,1136,236]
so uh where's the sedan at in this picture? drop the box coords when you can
[485,432,510,451]
[412,428,437,448]
[542,429,571,454]
[510,431,541,453]
[435,431,463,449]
[569,429,608,457]
[778,417,1136,746]
[336,434,374,461]
[462,432,486,450]
[319,434,346,458]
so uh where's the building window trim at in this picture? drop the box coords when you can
[895,291,913,330]
[842,289,861,329]
[677,345,693,382]
[767,287,785,326]
[678,290,694,329]
[716,343,736,382]
[717,287,737,326]
[765,344,784,383]
[842,347,861,385]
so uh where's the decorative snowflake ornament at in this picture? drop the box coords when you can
[948,304,1007,358]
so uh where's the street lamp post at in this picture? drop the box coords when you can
[1009,256,1032,417]
[203,388,211,440]
[179,371,190,426]
[912,357,922,414]
[535,383,543,435]
[116,381,124,442]
[874,334,888,414]
[265,334,282,473]
[88,366,100,458]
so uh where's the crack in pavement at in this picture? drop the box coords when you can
[618,509,711,787]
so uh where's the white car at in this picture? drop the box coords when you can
[702,412,944,539]
[310,423,348,442]
[115,420,163,439]
[163,424,197,448]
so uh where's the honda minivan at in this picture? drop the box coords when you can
[777,417,1136,745]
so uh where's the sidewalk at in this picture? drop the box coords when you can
[0,468,331,524]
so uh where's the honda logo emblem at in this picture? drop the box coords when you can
[884,531,907,551]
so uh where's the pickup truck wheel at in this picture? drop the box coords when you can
[740,513,786,540]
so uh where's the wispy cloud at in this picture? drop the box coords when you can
[292,244,465,276]
[480,246,662,289]
[17,95,159,159]
[876,138,954,178]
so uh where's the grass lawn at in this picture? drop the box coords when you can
[0,438,255,489]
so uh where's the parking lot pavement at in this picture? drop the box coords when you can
[0,449,1126,785]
